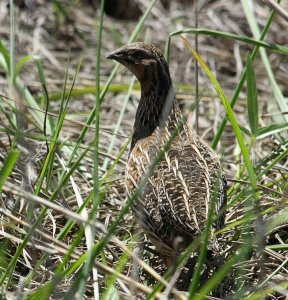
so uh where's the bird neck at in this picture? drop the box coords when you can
[130,65,175,151]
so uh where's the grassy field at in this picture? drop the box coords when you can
[0,0,288,299]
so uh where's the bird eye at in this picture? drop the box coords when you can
[133,50,144,60]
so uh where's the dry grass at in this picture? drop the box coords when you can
[0,0,288,299]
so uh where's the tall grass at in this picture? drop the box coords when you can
[0,0,287,299]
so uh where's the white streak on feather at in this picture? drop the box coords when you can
[191,143,202,156]
[204,175,210,219]
[165,127,170,136]
[175,157,179,170]
[177,171,189,196]
[182,193,191,221]
[162,179,174,214]
[143,148,151,164]
[172,166,177,177]
[192,206,200,230]
[148,177,155,187]
[165,152,171,171]
[128,173,138,188]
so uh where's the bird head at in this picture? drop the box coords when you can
[107,42,171,89]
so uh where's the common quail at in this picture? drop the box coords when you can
[107,42,227,267]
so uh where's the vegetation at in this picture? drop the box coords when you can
[0,0,287,299]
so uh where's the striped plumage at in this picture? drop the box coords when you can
[108,42,227,266]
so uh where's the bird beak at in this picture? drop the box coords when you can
[107,52,116,60]
[107,50,122,61]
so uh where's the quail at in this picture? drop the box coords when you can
[107,42,227,267]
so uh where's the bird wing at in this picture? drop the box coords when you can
[158,136,210,232]
[125,124,227,254]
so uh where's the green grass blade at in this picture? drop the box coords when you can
[170,28,288,55]
[165,5,278,149]
[194,243,252,299]
[211,5,278,148]
[0,58,82,289]
[66,0,157,167]
[102,245,131,300]
[188,177,220,297]
[14,55,34,83]
[9,0,15,98]
[0,40,10,73]
[0,149,20,192]
[246,282,288,300]
[27,138,129,298]
[246,54,258,136]
[103,77,136,170]
[256,122,288,139]
[34,57,82,195]
[74,0,105,297]
[241,0,288,123]
[0,40,50,131]
[181,35,259,199]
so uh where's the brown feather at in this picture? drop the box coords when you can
[108,42,227,265]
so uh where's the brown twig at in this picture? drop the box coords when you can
[262,0,288,22]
